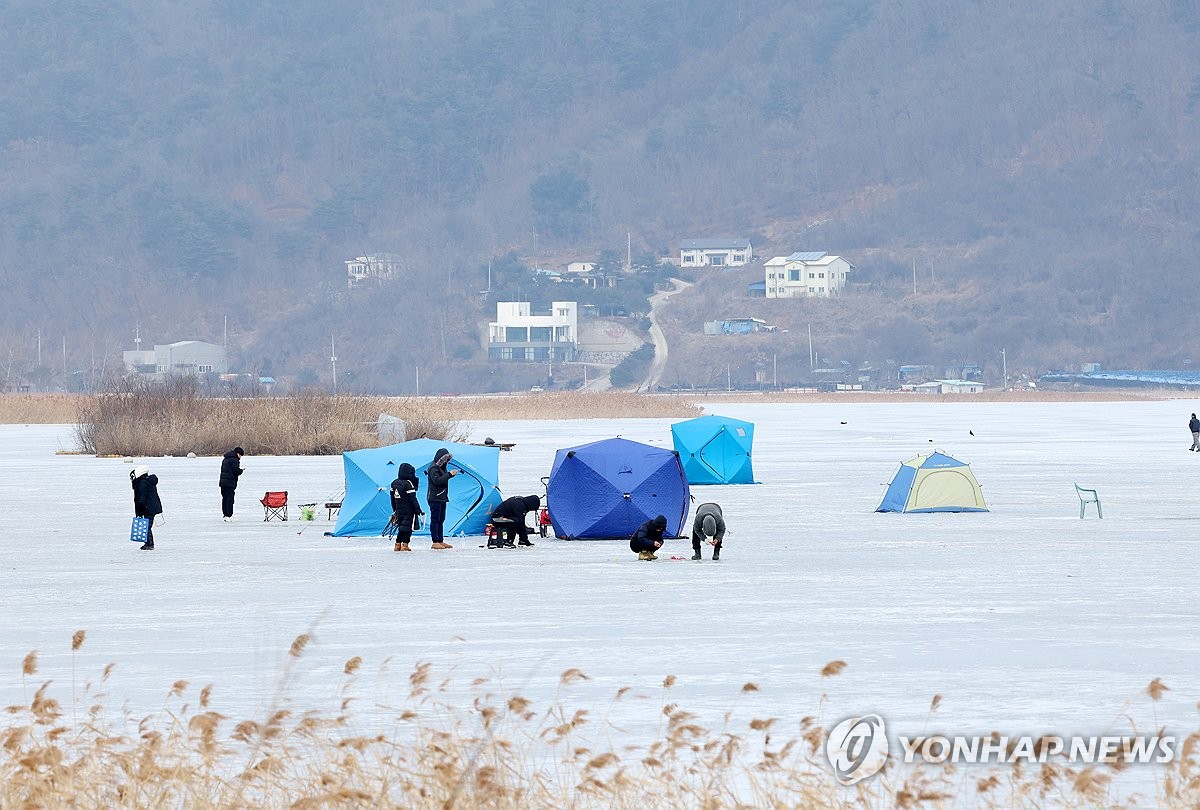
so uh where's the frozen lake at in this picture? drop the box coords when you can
[4,399,1200,779]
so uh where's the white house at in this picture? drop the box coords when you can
[565,261,595,274]
[913,379,985,394]
[123,341,228,375]
[764,252,853,298]
[345,253,402,288]
[488,301,578,361]
[679,239,753,268]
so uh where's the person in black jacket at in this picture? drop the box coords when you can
[389,462,424,552]
[219,447,244,521]
[131,465,163,550]
[425,447,458,549]
[1190,414,1199,451]
[629,514,668,560]
[488,495,541,548]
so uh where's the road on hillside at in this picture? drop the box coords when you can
[639,277,693,392]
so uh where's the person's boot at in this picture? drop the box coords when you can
[502,540,516,548]
[400,542,411,551]
[140,540,154,550]
[431,542,453,549]
[395,542,403,551]
[712,546,720,561]
[637,550,651,561]
[517,538,534,547]
[691,545,702,560]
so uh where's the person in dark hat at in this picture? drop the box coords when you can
[219,446,244,521]
[488,495,541,548]
[131,465,163,550]
[1189,414,1199,451]
[389,462,424,552]
[629,514,668,560]
[425,447,458,549]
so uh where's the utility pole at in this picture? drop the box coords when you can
[415,366,420,396]
[223,315,228,348]
[807,324,814,369]
[773,354,777,388]
[36,329,42,366]
[330,335,338,394]
[626,232,632,271]
[726,366,731,392]
[1001,348,1007,391]
[62,336,67,375]
[912,258,917,295]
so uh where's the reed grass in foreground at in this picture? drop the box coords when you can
[5,634,1198,809]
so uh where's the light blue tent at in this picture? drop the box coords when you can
[332,438,502,537]
[547,437,689,539]
[670,414,756,484]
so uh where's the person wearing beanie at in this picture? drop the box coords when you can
[1189,414,1199,451]
[488,494,541,548]
[388,462,424,552]
[629,514,668,560]
[219,446,245,521]
[425,447,458,549]
[130,465,163,550]
[690,502,726,561]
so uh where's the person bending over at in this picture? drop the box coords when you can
[489,495,541,548]
[690,502,726,561]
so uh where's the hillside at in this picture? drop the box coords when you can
[2,0,1199,393]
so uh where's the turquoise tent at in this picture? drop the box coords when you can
[671,414,756,485]
[332,438,502,537]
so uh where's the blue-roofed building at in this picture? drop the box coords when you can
[679,238,753,268]
[764,251,853,298]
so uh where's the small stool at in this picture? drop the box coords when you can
[325,501,342,520]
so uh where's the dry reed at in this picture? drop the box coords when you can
[72,378,464,456]
[3,637,1195,809]
[387,392,704,421]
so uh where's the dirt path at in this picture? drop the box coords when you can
[640,278,693,392]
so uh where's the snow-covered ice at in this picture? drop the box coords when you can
[4,399,1200,773]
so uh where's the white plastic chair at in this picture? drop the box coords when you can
[1074,483,1101,519]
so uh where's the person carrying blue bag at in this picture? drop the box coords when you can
[130,466,163,551]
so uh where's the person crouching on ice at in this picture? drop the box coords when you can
[690,502,725,561]
[630,514,667,560]
[489,495,541,548]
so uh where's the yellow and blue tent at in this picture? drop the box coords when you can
[876,451,987,513]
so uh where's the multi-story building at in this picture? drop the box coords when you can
[764,252,853,298]
[345,253,402,288]
[679,239,753,268]
[123,341,228,375]
[487,301,579,361]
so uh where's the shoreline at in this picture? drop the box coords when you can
[1,388,1195,425]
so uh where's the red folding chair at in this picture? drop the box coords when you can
[260,491,288,521]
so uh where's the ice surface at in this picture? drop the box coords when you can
[3,400,1199,774]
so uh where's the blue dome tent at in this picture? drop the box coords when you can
[546,437,689,540]
[671,414,756,484]
[332,438,502,537]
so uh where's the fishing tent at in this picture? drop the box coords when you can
[546,437,689,539]
[332,438,502,537]
[876,451,988,513]
[671,414,756,484]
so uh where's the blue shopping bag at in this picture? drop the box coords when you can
[130,516,151,543]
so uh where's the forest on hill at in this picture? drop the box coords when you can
[1,0,1199,392]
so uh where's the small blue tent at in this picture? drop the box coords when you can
[876,451,988,513]
[547,437,689,539]
[332,438,502,537]
[671,414,756,485]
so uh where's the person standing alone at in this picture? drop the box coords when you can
[690,502,726,561]
[425,447,457,549]
[219,447,244,521]
[131,466,163,550]
[1190,414,1200,451]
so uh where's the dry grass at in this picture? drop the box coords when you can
[4,638,1197,809]
[72,379,465,456]
[0,394,79,424]
[387,392,704,421]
